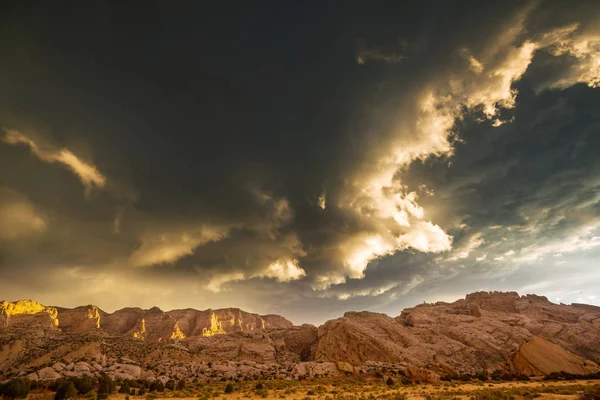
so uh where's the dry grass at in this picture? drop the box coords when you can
[23,379,600,400]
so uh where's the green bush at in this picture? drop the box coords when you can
[224,383,235,393]
[97,375,116,400]
[86,390,98,400]
[471,389,515,400]
[1,378,31,399]
[149,381,164,392]
[165,379,175,391]
[55,381,77,400]
[74,376,96,394]
[119,381,131,394]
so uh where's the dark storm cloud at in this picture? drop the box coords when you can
[0,1,599,322]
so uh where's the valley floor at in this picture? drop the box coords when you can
[23,379,600,400]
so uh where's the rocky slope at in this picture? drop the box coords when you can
[316,292,600,377]
[1,292,599,383]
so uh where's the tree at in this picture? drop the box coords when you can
[74,376,96,395]
[176,379,185,390]
[224,383,234,394]
[165,379,175,391]
[98,376,116,400]
[119,381,131,394]
[149,381,164,392]
[386,377,395,386]
[138,387,146,396]
[1,378,31,399]
[54,381,77,400]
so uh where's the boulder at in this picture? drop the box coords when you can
[37,367,61,380]
[405,366,440,383]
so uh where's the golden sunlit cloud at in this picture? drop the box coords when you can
[538,23,600,89]
[204,258,305,293]
[321,5,600,290]
[129,226,229,267]
[2,129,106,192]
[262,259,306,282]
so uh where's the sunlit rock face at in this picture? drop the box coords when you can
[0,300,59,329]
[0,300,294,342]
[56,305,101,332]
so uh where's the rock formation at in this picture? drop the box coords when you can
[1,292,599,383]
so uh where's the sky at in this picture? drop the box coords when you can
[1,1,599,325]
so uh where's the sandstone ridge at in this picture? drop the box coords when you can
[1,291,599,383]
[1,300,293,341]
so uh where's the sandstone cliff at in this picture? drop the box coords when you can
[316,291,600,376]
[1,300,294,342]
[1,292,599,383]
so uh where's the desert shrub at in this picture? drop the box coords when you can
[97,375,116,400]
[119,380,131,394]
[459,374,474,382]
[544,371,587,381]
[256,388,269,398]
[73,376,96,394]
[176,379,186,390]
[86,390,97,400]
[138,387,146,395]
[579,385,600,400]
[54,381,77,400]
[150,381,164,392]
[386,377,395,386]
[1,378,31,399]
[255,382,265,390]
[165,379,175,390]
[224,383,235,393]
[471,389,514,400]
[476,372,489,381]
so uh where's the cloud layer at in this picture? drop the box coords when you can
[0,1,599,323]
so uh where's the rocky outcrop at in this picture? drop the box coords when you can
[316,292,600,376]
[0,300,59,329]
[0,300,294,343]
[56,305,101,332]
[1,292,600,383]
[512,336,599,376]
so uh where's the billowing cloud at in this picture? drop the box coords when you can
[206,258,306,293]
[319,4,600,292]
[0,2,599,323]
[129,226,229,267]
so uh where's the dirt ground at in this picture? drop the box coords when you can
[26,379,599,400]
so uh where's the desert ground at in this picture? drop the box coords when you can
[22,378,600,400]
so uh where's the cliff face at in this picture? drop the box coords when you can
[0,300,59,330]
[1,292,600,382]
[0,301,294,343]
[315,291,600,376]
